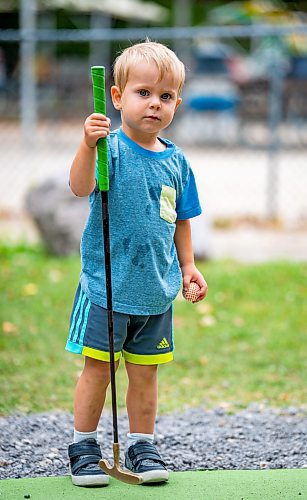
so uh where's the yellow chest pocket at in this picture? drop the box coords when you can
[160,185,177,224]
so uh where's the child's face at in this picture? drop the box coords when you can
[111,61,182,139]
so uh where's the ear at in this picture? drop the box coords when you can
[174,97,182,113]
[111,85,122,110]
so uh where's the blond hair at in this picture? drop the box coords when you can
[113,41,185,95]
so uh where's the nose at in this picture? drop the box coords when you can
[149,95,161,109]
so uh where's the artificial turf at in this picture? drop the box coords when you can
[1,469,306,500]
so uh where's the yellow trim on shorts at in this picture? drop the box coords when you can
[82,346,121,362]
[123,350,173,365]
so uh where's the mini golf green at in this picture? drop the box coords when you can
[1,470,306,500]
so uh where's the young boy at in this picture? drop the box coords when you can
[66,41,208,487]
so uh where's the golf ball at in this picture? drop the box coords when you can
[182,282,200,303]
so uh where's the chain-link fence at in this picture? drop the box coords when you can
[0,22,307,229]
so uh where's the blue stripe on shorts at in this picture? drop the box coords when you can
[68,285,90,346]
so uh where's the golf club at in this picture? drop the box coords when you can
[91,66,142,485]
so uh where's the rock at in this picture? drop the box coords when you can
[25,172,89,255]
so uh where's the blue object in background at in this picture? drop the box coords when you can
[288,56,307,79]
[187,95,239,111]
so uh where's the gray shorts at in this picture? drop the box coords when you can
[65,284,173,365]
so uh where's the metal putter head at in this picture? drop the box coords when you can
[99,443,143,485]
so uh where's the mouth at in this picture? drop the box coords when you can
[144,115,161,121]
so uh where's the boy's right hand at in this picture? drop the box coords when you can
[84,113,111,148]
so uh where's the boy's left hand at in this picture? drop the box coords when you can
[181,263,208,303]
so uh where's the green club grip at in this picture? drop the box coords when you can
[91,66,109,191]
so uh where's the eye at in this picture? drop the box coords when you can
[161,93,172,100]
[138,89,150,97]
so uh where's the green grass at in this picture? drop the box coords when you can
[0,244,306,416]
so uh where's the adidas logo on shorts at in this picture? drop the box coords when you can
[157,337,170,349]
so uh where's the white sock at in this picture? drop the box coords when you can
[126,432,154,451]
[73,429,98,443]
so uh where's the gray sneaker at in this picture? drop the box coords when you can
[125,441,169,483]
[68,438,109,487]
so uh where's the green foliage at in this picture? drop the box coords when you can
[163,259,307,413]
[0,245,306,415]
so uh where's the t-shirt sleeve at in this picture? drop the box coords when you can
[176,167,202,220]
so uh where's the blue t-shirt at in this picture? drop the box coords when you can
[80,128,202,315]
